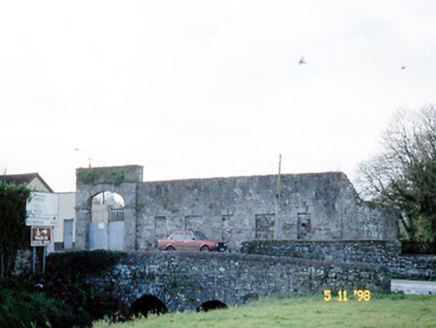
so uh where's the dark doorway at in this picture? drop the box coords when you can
[130,294,168,318]
[196,300,228,312]
[255,213,275,240]
[297,213,312,239]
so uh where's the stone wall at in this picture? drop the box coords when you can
[240,240,401,267]
[75,166,398,251]
[135,172,397,250]
[240,240,436,280]
[80,252,391,312]
[390,254,436,280]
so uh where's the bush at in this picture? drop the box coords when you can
[401,241,436,254]
[44,280,120,327]
[0,277,123,328]
[44,250,126,326]
[0,279,61,328]
[0,251,127,328]
[0,182,31,277]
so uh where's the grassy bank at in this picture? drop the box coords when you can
[94,293,436,328]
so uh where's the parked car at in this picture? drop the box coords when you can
[157,230,227,252]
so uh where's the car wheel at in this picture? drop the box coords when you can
[166,246,176,251]
[200,246,210,252]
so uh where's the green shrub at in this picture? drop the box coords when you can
[401,241,436,254]
[0,181,31,277]
[43,279,121,327]
[0,279,61,328]
[0,249,126,327]
[44,250,126,326]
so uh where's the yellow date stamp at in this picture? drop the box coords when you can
[323,289,371,302]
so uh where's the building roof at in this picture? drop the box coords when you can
[0,173,54,193]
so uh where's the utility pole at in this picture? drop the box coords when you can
[274,154,282,240]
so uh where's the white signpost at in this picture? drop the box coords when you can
[26,192,59,274]
[26,192,59,227]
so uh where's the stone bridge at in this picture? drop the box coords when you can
[77,251,390,315]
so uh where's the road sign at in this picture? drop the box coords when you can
[31,226,52,247]
[26,192,59,227]
[26,216,57,227]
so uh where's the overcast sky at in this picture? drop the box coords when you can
[1,1,436,192]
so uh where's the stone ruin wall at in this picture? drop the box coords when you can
[74,166,398,251]
[136,171,397,250]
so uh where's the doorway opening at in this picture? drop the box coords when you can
[89,191,125,250]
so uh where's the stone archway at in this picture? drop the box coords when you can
[75,165,143,251]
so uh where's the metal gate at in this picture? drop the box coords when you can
[108,221,124,250]
[89,221,124,250]
[89,222,108,249]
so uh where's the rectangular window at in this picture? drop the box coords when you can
[154,216,167,239]
[221,214,233,241]
[184,215,202,231]
[297,213,311,239]
[255,213,275,240]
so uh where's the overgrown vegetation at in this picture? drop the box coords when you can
[94,293,436,328]
[401,240,436,254]
[44,250,127,326]
[77,166,133,186]
[356,106,436,242]
[0,251,127,328]
[43,278,122,327]
[0,279,60,328]
[0,180,31,277]
[0,275,123,328]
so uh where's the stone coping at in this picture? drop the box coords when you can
[123,250,386,272]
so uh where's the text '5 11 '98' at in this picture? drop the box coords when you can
[323,290,371,302]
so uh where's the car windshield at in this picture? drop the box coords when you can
[193,231,208,240]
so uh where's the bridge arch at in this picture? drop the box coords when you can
[130,294,168,318]
[196,300,228,312]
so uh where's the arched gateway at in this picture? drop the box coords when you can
[75,165,143,250]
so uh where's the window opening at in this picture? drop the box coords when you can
[255,213,275,240]
[297,213,312,239]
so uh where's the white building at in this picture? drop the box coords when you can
[56,192,76,249]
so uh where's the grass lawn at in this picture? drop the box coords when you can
[94,293,436,328]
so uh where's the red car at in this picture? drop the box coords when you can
[157,230,227,252]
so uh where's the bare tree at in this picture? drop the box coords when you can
[356,106,436,241]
